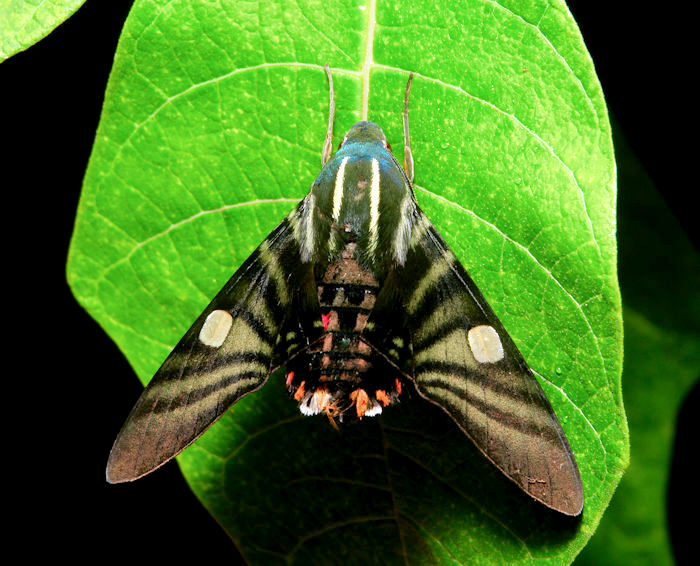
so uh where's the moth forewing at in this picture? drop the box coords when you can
[399,211,583,516]
[106,206,312,483]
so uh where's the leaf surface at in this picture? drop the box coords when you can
[67,1,625,563]
[0,0,86,61]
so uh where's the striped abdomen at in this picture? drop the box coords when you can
[285,240,402,421]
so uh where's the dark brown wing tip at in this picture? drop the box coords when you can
[105,452,139,484]
[547,490,584,517]
[105,463,130,484]
[535,465,584,517]
[555,453,585,517]
[505,461,584,516]
[105,468,130,484]
[566,487,585,517]
[567,499,584,517]
[105,442,161,484]
[105,455,162,484]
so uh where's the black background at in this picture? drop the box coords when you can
[2,1,695,562]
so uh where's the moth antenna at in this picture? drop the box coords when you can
[402,72,415,184]
[322,63,335,167]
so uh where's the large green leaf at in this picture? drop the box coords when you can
[0,0,86,62]
[67,0,625,563]
[575,126,700,565]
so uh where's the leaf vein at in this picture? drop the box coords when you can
[92,198,299,287]
[388,444,533,560]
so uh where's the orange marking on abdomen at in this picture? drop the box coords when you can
[294,381,306,401]
[375,390,391,406]
[350,389,369,419]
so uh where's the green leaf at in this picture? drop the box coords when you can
[0,0,86,62]
[575,126,700,565]
[67,0,625,563]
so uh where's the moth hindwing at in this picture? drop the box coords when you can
[107,68,583,517]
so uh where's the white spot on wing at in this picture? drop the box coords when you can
[199,309,233,347]
[467,325,504,363]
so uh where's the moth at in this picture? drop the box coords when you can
[107,66,584,517]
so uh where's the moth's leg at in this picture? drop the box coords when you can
[403,73,415,185]
[322,64,336,167]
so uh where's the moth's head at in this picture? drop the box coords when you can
[338,121,392,152]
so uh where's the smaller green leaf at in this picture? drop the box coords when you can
[0,0,86,62]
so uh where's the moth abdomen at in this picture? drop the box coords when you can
[283,236,405,422]
[318,281,376,307]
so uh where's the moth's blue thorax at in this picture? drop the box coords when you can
[313,121,405,194]
[338,121,389,150]
[300,121,416,269]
